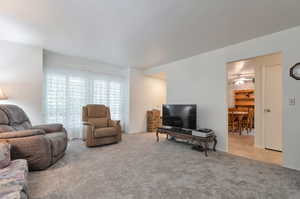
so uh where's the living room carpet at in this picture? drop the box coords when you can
[28,133,300,199]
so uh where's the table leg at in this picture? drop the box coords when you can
[239,120,242,136]
[204,141,208,157]
[213,137,217,151]
[156,131,159,142]
[166,134,169,140]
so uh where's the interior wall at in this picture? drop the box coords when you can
[0,40,43,125]
[159,49,228,151]
[44,50,127,77]
[145,26,300,171]
[128,68,166,133]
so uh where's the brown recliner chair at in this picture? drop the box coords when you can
[0,104,68,171]
[82,104,121,147]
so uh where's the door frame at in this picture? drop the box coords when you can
[226,52,283,152]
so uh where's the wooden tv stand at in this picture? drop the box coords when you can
[156,128,217,157]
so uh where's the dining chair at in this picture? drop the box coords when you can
[247,109,254,133]
[228,108,239,133]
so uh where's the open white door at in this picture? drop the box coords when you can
[263,64,282,151]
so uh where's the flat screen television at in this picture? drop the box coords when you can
[162,104,197,130]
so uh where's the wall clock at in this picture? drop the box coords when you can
[290,63,300,80]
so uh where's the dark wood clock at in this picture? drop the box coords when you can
[290,63,300,80]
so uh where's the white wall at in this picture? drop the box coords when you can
[145,26,300,170]
[128,68,166,133]
[0,40,43,125]
[158,49,228,152]
[44,50,127,77]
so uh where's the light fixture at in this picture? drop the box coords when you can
[0,88,8,100]
[235,78,245,85]
[233,76,254,85]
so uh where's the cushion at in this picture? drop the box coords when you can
[0,142,11,169]
[0,125,14,133]
[12,121,32,131]
[32,123,63,133]
[0,105,31,128]
[88,118,108,128]
[87,105,107,118]
[0,109,9,125]
[94,127,118,138]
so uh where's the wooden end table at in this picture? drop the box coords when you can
[156,128,217,157]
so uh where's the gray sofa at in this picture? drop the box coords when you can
[0,105,68,171]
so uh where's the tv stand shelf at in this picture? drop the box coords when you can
[156,128,217,156]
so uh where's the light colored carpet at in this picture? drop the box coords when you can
[28,133,300,199]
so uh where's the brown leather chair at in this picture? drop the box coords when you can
[82,104,121,147]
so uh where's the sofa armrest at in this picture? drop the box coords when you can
[0,129,45,139]
[108,120,122,141]
[83,122,95,146]
[108,120,120,127]
[82,122,94,126]
[31,123,63,133]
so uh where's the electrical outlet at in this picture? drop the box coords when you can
[289,97,296,106]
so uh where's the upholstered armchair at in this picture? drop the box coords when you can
[0,104,68,171]
[82,104,122,147]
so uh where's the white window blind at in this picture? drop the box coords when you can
[67,76,87,132]
[45,68,123,139]
[45,75,67,124]
[93,80,122,120]
[108,82,121,120]
[93,80,108,107]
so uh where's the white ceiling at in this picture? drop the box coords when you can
[227,60,255,80]
[1,0,300,68]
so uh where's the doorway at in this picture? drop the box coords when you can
[226,52,283,165]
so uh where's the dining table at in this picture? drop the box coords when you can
[228,111,249,135]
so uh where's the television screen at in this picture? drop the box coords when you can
[162,104,197,130]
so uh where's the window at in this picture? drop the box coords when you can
[93,80,108,106]
[45,75,67,124]
[108,82,121,120]
[45,70,123,139]
[93,80,122,120]
[67,77,87,130]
